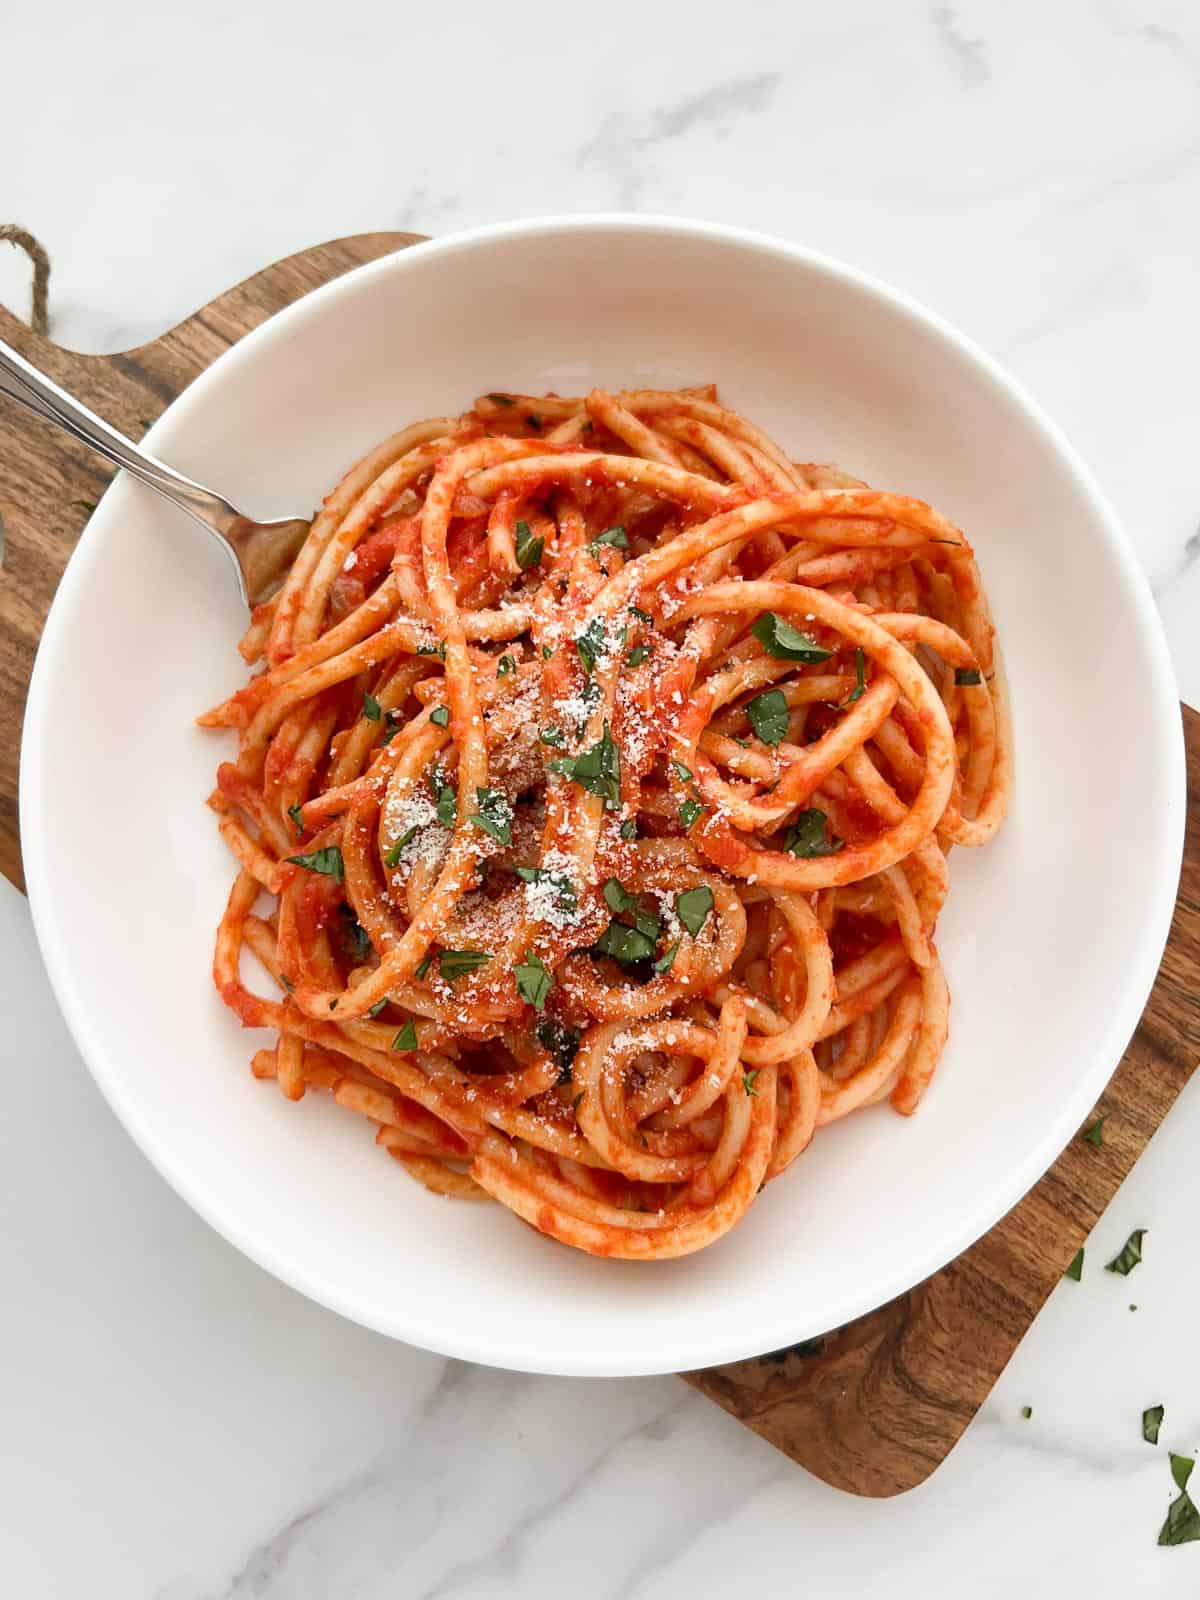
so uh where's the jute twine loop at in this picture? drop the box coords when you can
[0,226,51,335]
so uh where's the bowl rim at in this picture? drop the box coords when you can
[19,212,1186,1376]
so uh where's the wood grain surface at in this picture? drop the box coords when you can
[1,234,1195,1497]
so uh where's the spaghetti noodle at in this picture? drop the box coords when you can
[201,385,1010,1260]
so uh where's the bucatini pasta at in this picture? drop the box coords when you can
[201,384,1010,1259]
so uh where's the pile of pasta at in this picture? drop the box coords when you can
[202,384,1010,1260]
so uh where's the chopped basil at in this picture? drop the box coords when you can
[515,519,544,571]
[955,667,983,686]
[839,647,867,708]
[384,825,420,866]
[430,705,450,728]
[1064,1247,1084,1282]
[732,737,752,749]
[392,1019,419,1051]
[435,783,456,828]
[514,951,553,1012]
[548,723,621,809]
[575,616,607,675]
[497,654,516,678]
[654,940,680,974]
[287,802,305,838]
[414,953,433,980]
[628,605,654,626]
[1143,1405,1164,1445]
[625,644,650,667]
[1105,1228,1146,1276]
[603,877,637,915]
[671,760,694,782]
[619,819,637,840]
[747,688,789,746]
[362,693,382,721]
[337,905,371,963]
[1172,1455,1195,1493]
[675,885,714,937]
[743,1070,760,1097]
[486,392,514,406]
[679,798,704,831]
[416,640,446,659]
[1159,1456,1200,1547]
[589,525,628,554]
[514,865,577,911]
[539,726,564,746]
[784,809,842,858]
[468,787,513,846]
[438,948,493,982]
[751,612,832,662]
[536,1017,579,1084]
[542,644,553,660]
[593,920,657,965]
[1021,1406,1033,1420]
[286,846,344,879]
[366,998,388,1019]
[1082,1116,1106,1146]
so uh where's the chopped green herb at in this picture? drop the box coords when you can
[430,705,450,728]
[1021,1406,1033,1420]
[625,644,650,668]
[286,846,344,880]
[784,809,842,859]
[751,612,832,662]
[1172,1455,1195,1493]
[747,688,789,746]
[839,647,867,708]
[743,1070,760,1097]
[539,726,564,747]
[384,825,420,867]
[955,667,983,687]
[287,802,305,838]
[732,737,752,749]
[414,953,433,980]
[679,798,704,831]
[575,616,607,675]
[515,519,544,571]
[675,885,714,938]
[670,761,694,782]
[603,877,637,915]
[435,784,456,828]
[392,1019,419,1051]
[416,640,446,659]
[379,711,404,746]
[1159,1455,1200,1546]
[542,644,553,660]
[1105,1228,1146,1276]
[572,1089,584,1109]
[536,1017,580,1084]
[654,940,680,974]
[593,920,657,965]
[619,819,637,840]
[1143,1405,1164,1445]
[468,786,513,846]
[514,865,577,911]
[548,723,621,809]
[589,525,628,554]
[486,393,514,406]
[514,951,553,1012]
[366,998,388,1019]
[1082,1116,1106,1147]
[362,693,382,721]
[438,949,493,982]
[1064,1247,1084,1282]
[497,654,516,678]
[329,999,338,1012]
[337,905,372,963]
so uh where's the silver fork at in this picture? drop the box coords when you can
[0,335,309,607]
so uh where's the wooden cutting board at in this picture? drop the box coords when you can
[2,232,1197,1496]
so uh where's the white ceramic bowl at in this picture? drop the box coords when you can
[21,217,1184,1377]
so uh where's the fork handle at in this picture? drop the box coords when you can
[0,334,240,539]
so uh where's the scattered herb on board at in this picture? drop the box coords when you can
[392,1019,418,1052]
[675,885,714,937]
[1105,1229,1146,1276]
[1143,1405,1164,1445]
[514,951,553,1012]
[1082,1116,1106,1146]
[743,1070,760,1097]
[1064,1247,1084,1282]
[438,949,493,982]
[1021,1406,1033,1420]
[430,705,450,728]
[515,519,544,571]
[751,612,832,662]
[286,846,344,879]
[747,688,789,746]
[1159,1455,1200,1547]
[785,809,842,858]
[955,667,983,687]
[362,693,382,721]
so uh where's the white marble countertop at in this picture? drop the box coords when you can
[3,2,1199,1593]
